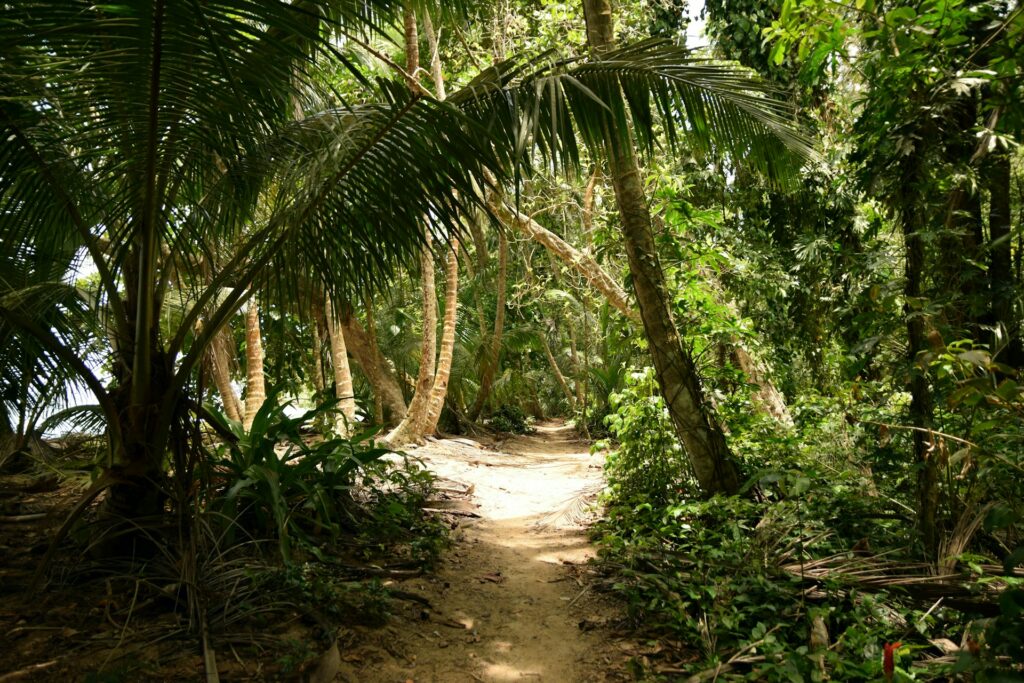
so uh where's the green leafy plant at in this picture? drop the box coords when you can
[205,395,391,563]
[597,367,695,507]
[488,404,532,434]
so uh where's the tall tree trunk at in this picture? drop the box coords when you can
[242,296,266,431]
[364,293,385,424]
[468,228,508,421]
[310,297,326,398]
[987,152,1020,366]
[901,173,939,560]
[581,0,741,495]
[423,242,460,434]
[386,242,438,444]
[207,327,242,422]
[325,297,357,435]
[341,313,407,424]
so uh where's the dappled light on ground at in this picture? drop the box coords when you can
[338,421,624,682]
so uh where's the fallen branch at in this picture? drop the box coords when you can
[0,660,59,683]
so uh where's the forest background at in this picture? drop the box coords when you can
[1,0,1022,680]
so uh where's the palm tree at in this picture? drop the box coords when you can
[1,0,811,519]
[576,0,810,494]
[0,1,496,518]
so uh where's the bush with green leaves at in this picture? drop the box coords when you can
[204,396,393,563]
[488,404,532,434]
[593,380,1023,680]
[597,367,695,508]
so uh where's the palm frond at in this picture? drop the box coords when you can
[449,38,816,184]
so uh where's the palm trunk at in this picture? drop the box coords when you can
[341,313,407,424]
[364,294,385,424]
[468,228,508,421]
[310,297,326,398]
[582,0,741,495]
[422,243,460,434]
[386,242,438,444]
[242,296,266,431]
[207,327,242,422]
[325,296,357,435]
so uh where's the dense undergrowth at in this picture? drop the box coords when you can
[593,364,1024,681]
[25,398,448,680]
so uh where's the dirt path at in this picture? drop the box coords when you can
[340,421,623,683]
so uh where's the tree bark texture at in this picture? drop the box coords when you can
[341,313,407,424]
[207,327,242,423]
[310,297,326,398]
[325,296,357,434]
[423,243,460,434]
[386,242,438,445]
[364,293,385,424]
[582,0,741,495]
[900,173,939,560]
[987,152,1020,365]
[242,297,266,431]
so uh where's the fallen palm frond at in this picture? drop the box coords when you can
[534,481,604,530]
[781,551,1012,609]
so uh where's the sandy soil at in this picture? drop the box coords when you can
[338,421,625,683]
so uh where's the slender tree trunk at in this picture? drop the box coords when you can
[567,315,586,407]
[364,293,385,424]
[310,297,326,398]
[901,175,939,560]
[387,242,438,444]
[987,152,1020,365]
[423,243,460,434]
[242,296,266,431]
[207,327,242,422]
[582,165,600,250]
[341,313,407,424]
[582,0,741,495]
[325,297,357,435]
[541,331,577,407]
[469,228,508,421]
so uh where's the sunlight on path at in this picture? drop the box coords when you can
[345,421,620,683]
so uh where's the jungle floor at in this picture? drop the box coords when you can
[0,421,637,682]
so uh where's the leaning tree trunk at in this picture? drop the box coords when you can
[207,326,243,423]
[581,0,741,495]
[541,330,577,408]
[325,296,357,435]
[341,313,407,424]
[489,195,638,323]
[468,227,508,421]
[386,240,438,445]
[242,296,266,431]
[422,242,460,435]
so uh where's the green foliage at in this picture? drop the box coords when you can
[597,367,695,507]
[205,395,391,563]
[488,404,533,433]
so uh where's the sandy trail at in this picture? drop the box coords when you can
[340,421,621,683]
